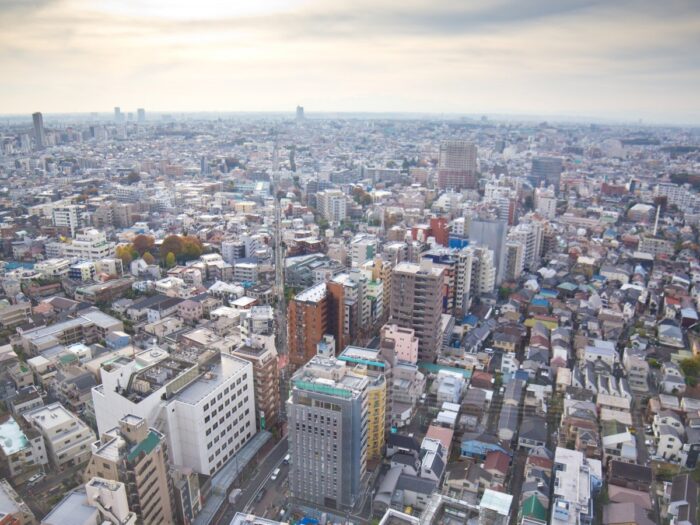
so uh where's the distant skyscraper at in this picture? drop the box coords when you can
[32,112,46,150]
[437,140,478,190]
[469,218,508,284]
[296,105,304,121]
[137,108,146,123]
[531,157,563,192]
[114,106,122,122]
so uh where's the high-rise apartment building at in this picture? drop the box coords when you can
[437,141,478,190]
[317,190,347,223]
[32,112,46,150]
[531,157,563,192]
[389,260,444,362]
[469,218,507,284]
[288,356,368,510]
[85,415,175,525]
[328,270,373,348]
[338,346,386,462]
[288,283,329,370]
[508,220,544,271]
[52,204,88,238]
[350,234,379,268]
[137,108,145,123]
[379,324,425,429]
[504,241,525,281]
[231,333,280,431]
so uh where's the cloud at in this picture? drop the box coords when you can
[0,0,698,123]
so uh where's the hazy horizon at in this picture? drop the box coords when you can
[1,0,699,125]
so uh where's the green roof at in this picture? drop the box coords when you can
[59,354,78,364]
[127,430,161,462]
[521,494,547,521]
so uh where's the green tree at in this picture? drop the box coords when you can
[680,356,700,379]
[165,252,176,268]
[142,252,155,265]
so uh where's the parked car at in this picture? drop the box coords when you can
[27,473,44,485]
[254,488,266,502]
[283,454,291,465]
[271,468,281,481]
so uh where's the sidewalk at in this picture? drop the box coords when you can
[194,431,272,525]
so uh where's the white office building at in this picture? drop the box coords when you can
[91,350,256,476]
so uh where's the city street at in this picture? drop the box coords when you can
[214,437,288,525]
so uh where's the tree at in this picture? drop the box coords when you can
[680,356,700,379]
[132,234,155,256]
[116,245,133,266]
[181,236,203,261]
[160,235,184,259]
[165,252,176,268]
[142,252,155,265]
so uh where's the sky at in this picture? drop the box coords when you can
[1,0,699,124]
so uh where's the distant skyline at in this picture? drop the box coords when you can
[1,0,699,125]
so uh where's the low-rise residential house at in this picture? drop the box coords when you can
[518,416,547,451]
[660,362,686,394]
[607,461,652,493]
[657,424,685,463]
[601,420,637,464]
[666,474,698,525]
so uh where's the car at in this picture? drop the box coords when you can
[254,488,266,502]
[271,467,281,481]
[228,489,242,504]
[27,473,44,485]
[645,439,653,446]
[283,454,291,465]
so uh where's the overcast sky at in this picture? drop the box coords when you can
[1,0,699,124]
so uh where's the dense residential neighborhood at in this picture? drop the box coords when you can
[0,111,698,525]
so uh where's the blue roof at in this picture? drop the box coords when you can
[463,315,479,326]
[4,262,34,270]
[539,288,558,297]
[531,298,549,307]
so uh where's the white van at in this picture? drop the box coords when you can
[271,467,281,481]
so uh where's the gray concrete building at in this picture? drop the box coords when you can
[288,356,369,511]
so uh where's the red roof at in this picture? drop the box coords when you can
[484,450,510,475]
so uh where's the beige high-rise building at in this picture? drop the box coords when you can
[84,415,175,525]
[389,260,444,362]
[437,140,478,190]
[231,333,280,431]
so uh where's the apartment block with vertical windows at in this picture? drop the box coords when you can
[288,356,369,511]
[85,415,175,525]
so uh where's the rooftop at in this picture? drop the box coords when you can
[175,354,249,405]
[0,417,29,455]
